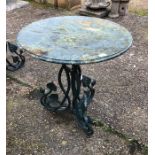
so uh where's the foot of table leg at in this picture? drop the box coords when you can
[40,64,96,136]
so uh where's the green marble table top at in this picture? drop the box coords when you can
[17,16,132,64]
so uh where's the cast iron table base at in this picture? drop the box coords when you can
[40,64,96,136]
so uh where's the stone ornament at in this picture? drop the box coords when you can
[85,0,111,10]
[108,0,130,18]
[79,0,111,18]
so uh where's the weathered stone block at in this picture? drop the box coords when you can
[119,2,129,16]
[108,1,119,18]
[79,6,109,17]
[85,0,111,10]
[79,0,110,18]
[108,0,130,18]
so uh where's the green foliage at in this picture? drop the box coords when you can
[129,8,148,16]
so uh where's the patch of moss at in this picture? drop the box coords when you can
[7,74,33,88]
[93,119,148,155]
[7,136,45,152]
[129,8,148,16]
[7,100,14,113]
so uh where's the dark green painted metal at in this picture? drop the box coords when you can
[17,16,132,64]
[40,64,95,136]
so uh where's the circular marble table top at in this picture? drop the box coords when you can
[17,16,132,65]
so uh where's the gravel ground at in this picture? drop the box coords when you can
[6,3,148,155]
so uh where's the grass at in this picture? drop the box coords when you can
[129,8,148,16]
[129,0,148,16]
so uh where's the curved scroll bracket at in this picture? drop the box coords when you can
[6,41,25,71]
[73,75,96,136]
[40,65,71,112]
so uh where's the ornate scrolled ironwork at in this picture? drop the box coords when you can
[73,74,96,136]
[40,64,96,136]
[40,65,71,112]
[6,41,25,71]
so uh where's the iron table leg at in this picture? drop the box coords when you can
[40,64,96,136]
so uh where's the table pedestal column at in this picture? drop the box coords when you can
[40,64,96,136]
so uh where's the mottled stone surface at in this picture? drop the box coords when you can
[17,16,132,64]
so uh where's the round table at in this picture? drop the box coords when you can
[17,16,132,136]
